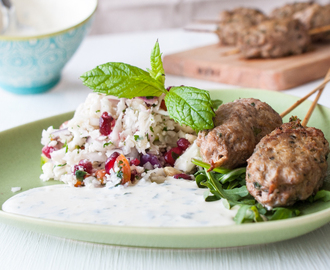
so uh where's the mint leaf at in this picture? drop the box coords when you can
[164,86,215,132]
[80,62,167,98]
[212,99,223,110]
[147,41,165,85]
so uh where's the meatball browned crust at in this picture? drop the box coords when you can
[246,119,330,209]
[196,98,282,169]
[293,3,330,42]
[216,8,268,45]
[237,18,311,58]
[270,2,314,19]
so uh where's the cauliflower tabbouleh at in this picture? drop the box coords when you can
[40,93,199,187]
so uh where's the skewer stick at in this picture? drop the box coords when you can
[195,19,221,24]
[184,28,217,34]
[280,73,330,118]
[301,69,330,127]
[308,24,330,35]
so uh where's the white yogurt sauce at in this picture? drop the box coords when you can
[2,178,238,227]
[2,0,96,36]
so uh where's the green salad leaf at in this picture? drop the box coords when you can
[80,41,220,132]
[193,161,303,224]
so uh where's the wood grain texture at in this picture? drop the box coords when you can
[163,43,330,91]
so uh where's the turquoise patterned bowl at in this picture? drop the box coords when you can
[0,1,97,95]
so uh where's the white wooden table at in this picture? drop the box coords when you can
[1,29,330,270]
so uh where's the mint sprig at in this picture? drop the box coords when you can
[147,40,165,85]
[80,62,166,98]
[165,86,215,131]
[80,41,218,132]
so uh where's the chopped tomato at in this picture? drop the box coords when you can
[116,154,131,184]
[96,169,107,184]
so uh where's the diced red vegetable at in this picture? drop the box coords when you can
[164,147,183,166]
[99,112,115,135]
[105,152,120,174]
[42,146,55,159]
[177,138,190,151]
[130,158,140,166]
[174,174,192,180]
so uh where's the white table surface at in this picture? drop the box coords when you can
[1,29,330,270]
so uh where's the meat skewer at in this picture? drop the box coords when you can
[196,71,330,171]
[246,70,330,208]
[186,22,330,58]
[196,98,283,170]
[188,3,330,58]
[189,7,268,46]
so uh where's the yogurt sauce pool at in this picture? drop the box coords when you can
[2,177,238,227]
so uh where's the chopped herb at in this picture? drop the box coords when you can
[117,171,123,179]
[63,140,68,153]
[134,135,142,141]
[103,142,113,147]
[219,133,222,138]
[162,127,168,131]
[171,151,180,161]
[96,110,100,113]
[57,163,67,167]
[253,182,261,189]
[150,126,154,132]
[252,126,262,136]
[75,170,86,181]
[251,102,255,107]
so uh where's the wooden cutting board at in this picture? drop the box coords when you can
[163,43,330,90]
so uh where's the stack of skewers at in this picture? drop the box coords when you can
[189,2,330,58]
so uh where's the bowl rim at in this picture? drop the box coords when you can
[0,0,98,41]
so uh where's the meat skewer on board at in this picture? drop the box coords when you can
[188,3,330,58]
[188,19,330,58]
[246,70,330,208]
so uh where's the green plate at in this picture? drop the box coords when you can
[1,89,330,249]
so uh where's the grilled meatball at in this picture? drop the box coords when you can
[293,3,330,42]
[237,18,311,58]
[196,98,282,169]
[217,8,268,45]
[246,119,329,209]
[270,2,314,19]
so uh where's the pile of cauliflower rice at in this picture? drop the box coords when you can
[40,93,200,188]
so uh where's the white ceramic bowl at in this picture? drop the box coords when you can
[0,0,97,94]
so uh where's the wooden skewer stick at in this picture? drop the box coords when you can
[301,69,330,127]
[194,19,222,24]
[184,28,217,34]
[280,73,330,118]
[308,24,330,35]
